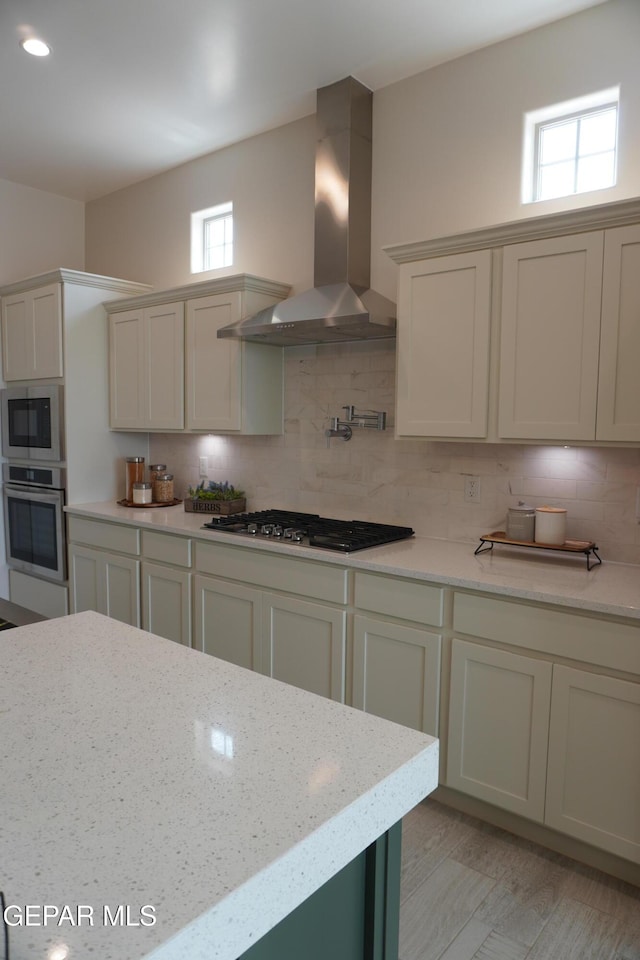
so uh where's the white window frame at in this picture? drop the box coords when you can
[522,87,620,205]
[191,202,233,273]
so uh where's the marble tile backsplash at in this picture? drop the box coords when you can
[150,341,640,565]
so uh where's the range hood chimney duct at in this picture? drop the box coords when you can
[217,76,396,346]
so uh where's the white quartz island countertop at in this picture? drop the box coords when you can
[1,611,439,960]
[66,501,640,620]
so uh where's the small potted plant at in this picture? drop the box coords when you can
[184,480,246,515]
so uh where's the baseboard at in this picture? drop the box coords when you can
[432,785,640,888]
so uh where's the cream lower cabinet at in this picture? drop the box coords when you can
[141,562,191,646]
[450,590,640,864]
[68,516,141,625]
[546,666,640,863]
[69,544,140,626]
[447,638,552,821]
[352,572,443,735]
[194,540,348,701]
[140,531,193,646]
[353,616,440,736]
[193,575,262,670]
[262,593,346,702]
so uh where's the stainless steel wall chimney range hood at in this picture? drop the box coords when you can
[217,76,396,346]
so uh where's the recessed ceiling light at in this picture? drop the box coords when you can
[20,37,51,57]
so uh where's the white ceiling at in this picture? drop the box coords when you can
[1,0,608,203]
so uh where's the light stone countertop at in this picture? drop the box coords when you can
[66,502,640,621]
[1,611,438,960]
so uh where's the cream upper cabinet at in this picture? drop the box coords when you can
[109,302,184,430]
[107,275,289,435]
[596,223,640,441]
[185,292,283,434]
[396,251,492,438]
[2,283,63,380]
[498,232,604,441]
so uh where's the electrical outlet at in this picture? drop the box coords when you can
[199,456,208,477]
[464,476,481,503]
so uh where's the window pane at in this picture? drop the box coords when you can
[206,218,226,246]
[578,108,617,156]
[540,119,577,164]
[539,160,575,200]
[207,247,225,270]
[576,152,615,193]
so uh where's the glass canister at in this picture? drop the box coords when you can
[125,457,145,502]
[149,463,167,484]
[152,473,174,503]
[506,501,536,542]
[132,482,153,505]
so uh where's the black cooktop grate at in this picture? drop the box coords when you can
[203,510,414,552]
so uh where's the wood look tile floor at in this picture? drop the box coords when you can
[400,800,640,960]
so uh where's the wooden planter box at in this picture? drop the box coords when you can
[184,498,246,515]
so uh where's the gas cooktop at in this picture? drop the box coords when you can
[202,510,414,553]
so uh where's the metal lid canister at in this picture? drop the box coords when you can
[506,501,536,542]
[132,481,153,505]
[125,456,145,502]
[152,473,174,503]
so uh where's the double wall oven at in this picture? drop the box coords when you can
[1,384,67,584]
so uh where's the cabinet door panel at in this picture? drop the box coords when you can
[145,303,184,429]
[109,310,146,428]
[597,224,640,440]
[103,554,140,626]
[546,666,640,862]
[69,544,101,613]
[499,232,603,440]
[186,294,242,431]
[447,639,552,820]
[262,594,346,702]
[142,561,191,646]
[194,575,261,670]
[2,284,62,380]
[353,616,441,736]
[396,251,491,437]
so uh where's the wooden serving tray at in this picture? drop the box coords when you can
[475,531,601,569]
[117,498,182,508]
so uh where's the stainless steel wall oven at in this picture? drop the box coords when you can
[2,463,67,583]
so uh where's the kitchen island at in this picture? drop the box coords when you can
[1,611,438,960]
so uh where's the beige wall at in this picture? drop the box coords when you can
[371,0,640,297]
[85,117,315,291]
[0,178,85,285]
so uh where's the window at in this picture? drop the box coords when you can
[191,202,233,273]
[523,88,619,204]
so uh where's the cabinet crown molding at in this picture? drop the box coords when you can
[104,273,291,314]
[385,197,640,264]
[0,269,152,298]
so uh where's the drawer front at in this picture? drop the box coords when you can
[354,572,444,626]
[453,591,640,675]
[142,530,192,567]
[67,516,140,556]
[195,541,348,604]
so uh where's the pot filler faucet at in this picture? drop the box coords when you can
[325,405,387,445]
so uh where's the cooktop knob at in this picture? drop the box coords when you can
[272,525,284,538]
[291,529,305,542]
[283,527,295,539]
[261,523,274,536]
[247,522,259,535]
